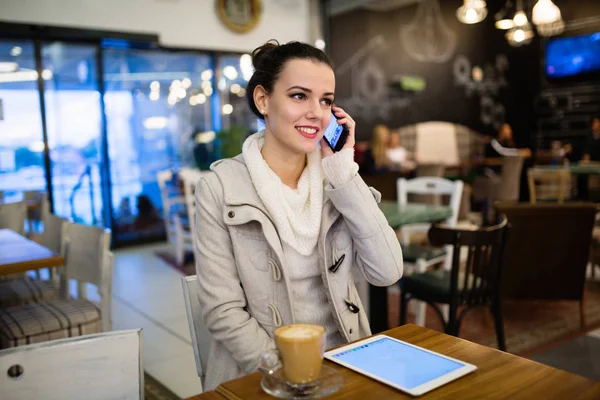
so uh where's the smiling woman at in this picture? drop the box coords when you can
[194,40,403,391]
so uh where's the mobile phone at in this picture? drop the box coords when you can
[323,112,349,152]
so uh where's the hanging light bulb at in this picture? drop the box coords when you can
[456,0,488,25]
[506,0,534,46]
[513,11,528,26]
[494,0,515,30]
[532,0,565,36]
[506,24,534,46]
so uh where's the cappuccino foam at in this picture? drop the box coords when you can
[276,324,324,340]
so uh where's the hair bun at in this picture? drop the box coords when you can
[251,39,280,69]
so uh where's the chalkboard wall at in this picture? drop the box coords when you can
[328,0,600,147]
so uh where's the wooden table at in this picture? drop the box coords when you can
[371,202,453,333]
[0,229,64,275]
[187,324,600,400]
[187,391,226,399]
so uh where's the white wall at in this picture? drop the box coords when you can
[0,0,311,52]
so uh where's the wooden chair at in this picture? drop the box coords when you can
[181,275,212,390]
[0,329,143,400]
[0,222,113,348]
[495,202,596,330]
[527,168,571,204]
[0,201,27,235]
[400,216,509,351]
[397,177,464,326]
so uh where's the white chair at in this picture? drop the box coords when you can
[178,167,206,244]
[0,201,27,235]
[181,275,212,390]
[0,222,113,348]
[397,177,463,326]
[0,329,143,400]
[157,169,193,265]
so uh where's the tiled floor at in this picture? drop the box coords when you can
[111,243,203,399]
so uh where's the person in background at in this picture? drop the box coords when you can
[576,117,600,200]
[386,130,416,171]
[582,117,600,163]
[485,123,531,159]
[361,124,391,174]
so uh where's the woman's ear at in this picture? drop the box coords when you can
[253,85,269,116]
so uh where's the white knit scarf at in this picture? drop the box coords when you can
[242,131,323,255]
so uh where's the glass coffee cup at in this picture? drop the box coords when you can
[260,324,326,387]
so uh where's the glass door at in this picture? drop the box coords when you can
[0,40,48,199]
[41,42,109,226]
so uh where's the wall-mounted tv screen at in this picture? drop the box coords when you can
[546,32,600,80]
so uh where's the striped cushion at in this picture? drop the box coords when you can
[0,278,59,307]
[0,299,101,349]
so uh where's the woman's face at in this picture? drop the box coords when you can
[259,59,335,155]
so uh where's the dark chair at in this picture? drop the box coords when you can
[400,216,509,350]
[494,202,597,330]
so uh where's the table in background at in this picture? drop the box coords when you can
[0,229,64,276]
[196,324,600,400]
[370,202,453,333]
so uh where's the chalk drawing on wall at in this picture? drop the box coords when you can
[453,54,509,129]
[335,35,412,121]
[400,0,457,63]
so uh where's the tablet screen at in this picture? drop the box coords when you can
[329,337,465,389]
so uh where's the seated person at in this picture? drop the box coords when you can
[386,131,416,171]
[483,123,531,174]
[582,117,600,163]
[361,124,391,174]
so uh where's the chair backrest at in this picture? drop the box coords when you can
[181,275,212,386]
[0,201,27,235]
[62,222,113,331]
[494,202,595,301]
[178,168,205,239]
[397,177,464,227]
[496,156,524,201]
[0,329,143,400]
[527,168,571,204]
[428,215,509,307]
[39,212,69,255]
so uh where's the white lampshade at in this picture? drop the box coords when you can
[532,0,565,36]
[532,0,561,25]
[456,0,488,25]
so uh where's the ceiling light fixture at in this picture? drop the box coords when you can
[532,0,565,36]
[456,0,488,24]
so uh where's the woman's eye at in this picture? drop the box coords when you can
[291,93,306,100]
[321,99,333,106]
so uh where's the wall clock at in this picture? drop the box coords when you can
[216,0,263,34]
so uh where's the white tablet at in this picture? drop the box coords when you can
[324,335,477,396]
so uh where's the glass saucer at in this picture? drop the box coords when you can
[260,365,344,399]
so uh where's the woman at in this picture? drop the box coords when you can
[386,130,416,171]
[362,124,391,174]
[194,40,403,390]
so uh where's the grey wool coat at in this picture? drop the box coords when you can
[194,154,403,391]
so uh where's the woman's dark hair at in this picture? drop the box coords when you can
[245,40,333,120]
